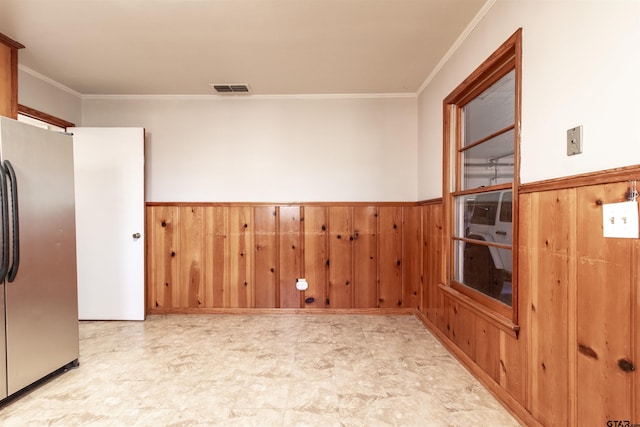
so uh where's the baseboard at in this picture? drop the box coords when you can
[147,307,416,315]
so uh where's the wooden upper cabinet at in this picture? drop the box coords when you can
[0,33,24,119]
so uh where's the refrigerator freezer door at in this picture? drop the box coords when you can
[0,117,79,395]
[0,282,6,399]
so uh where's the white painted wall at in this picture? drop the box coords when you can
[418,0,640,200]
[18,67,82,125]
[81,96,418,202]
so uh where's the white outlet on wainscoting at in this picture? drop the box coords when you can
[296,278,309,291]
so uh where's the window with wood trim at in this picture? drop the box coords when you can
[443,29,521,326]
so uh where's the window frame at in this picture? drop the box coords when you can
[442,29,522,330]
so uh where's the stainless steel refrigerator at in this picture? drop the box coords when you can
[0,117,79,400]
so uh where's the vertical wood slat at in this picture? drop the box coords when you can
[422,206,432,320]
[328,207,353,308]
[499,329,527,407]
[567,185,578,427]
[178,207,205,308]
[205,207,227,308]
[147,206,178,309]
[279,206,302,308]
[0,39,23,119]
[634,237,640,425]
[421,204,444,325]
[228,206,254,308]
[450,301,475,360]
[435,204,447,330]
[378,206,403,308]
[474,317,500,382]
[443,294,453,341]
[575,183,633,425]
[501,193,530,406]
[254,206,277,308]
[0,43,12,118]
[145,206,152,309]
[303,207,329,308]
[402,206,421,308]
[353,206,378,308]
[527,190,571,427]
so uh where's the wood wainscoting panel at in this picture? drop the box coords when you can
[450,299,476,361]
[378,206,403,308]
[421,203,444,325]
[148,202,418,312]
[475,316,500,382]
[177,207,205,308]
[403,206,421,309]
[204,206,228,308]
[328,207,354,308]
[147,206,178,310]
[525,190,571,427]
[499,329,527,410]
[634,238,640,425]
[279,206,302,308]
[353,206,378,308]
[415,170,640,426]
[303,207,329,308]
[501,192,530,407]
[421,206,430,318]
[228,206,254,308]
[575,182,634,425]
[254,206,278,308]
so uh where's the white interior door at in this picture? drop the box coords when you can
[71,127,145,320]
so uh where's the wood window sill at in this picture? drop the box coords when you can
[438,283,520,338]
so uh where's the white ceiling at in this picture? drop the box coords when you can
[0,0,487,96]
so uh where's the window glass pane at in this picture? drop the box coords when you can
[462,129,514,190]
[462,70,515,146]
[466,190,513,245]
[454,240,513,306]
[499,191,512,223]
[454,195,475,238]
[469,191,500,226]
[454,239,465,283]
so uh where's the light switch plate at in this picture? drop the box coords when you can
[602,201,639,238]
[567,125,583,156]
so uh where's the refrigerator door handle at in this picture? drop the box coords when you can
[3,160,19,283]
[0,164,8,282]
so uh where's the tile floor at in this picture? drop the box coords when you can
[0,314,521,426]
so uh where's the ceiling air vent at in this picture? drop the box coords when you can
[210,84,251,95]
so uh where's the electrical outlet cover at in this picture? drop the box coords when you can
[602,201,639,238]
[567,125,583,156]
[296,279,308,291]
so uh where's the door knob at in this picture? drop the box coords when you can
[132,233,141,239]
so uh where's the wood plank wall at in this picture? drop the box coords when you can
[418,175,640,426]
[146,203,420,311]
